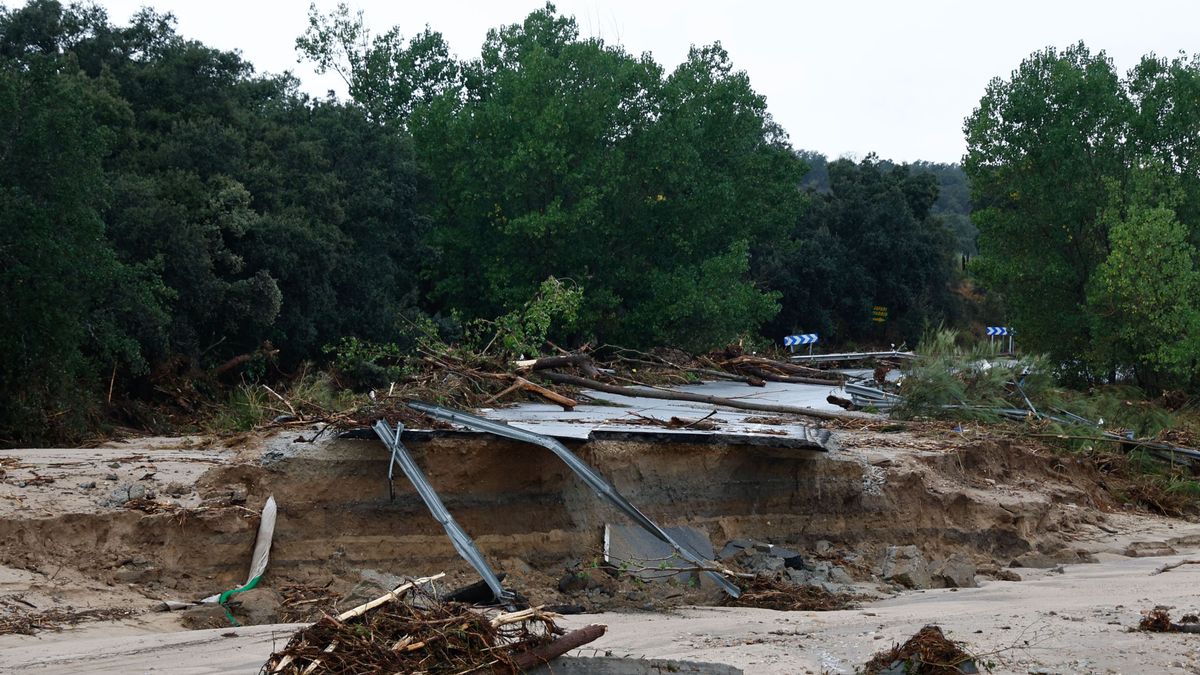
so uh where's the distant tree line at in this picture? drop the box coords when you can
[0,1,962,444]
[965,42,1200,390]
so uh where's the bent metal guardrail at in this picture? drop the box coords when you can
[373,420,517,606]
[406,400,743,598]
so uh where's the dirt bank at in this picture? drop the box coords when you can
[0,421,1195,634]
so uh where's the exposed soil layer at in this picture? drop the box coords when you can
[0,425,1182,617]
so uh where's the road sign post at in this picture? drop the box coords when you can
[783,334,819,354]
[986,327,1013,353]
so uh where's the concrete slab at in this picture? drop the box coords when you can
[473,379,856,452]
[605,523,715,584]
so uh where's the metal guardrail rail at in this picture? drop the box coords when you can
[789,350,917,364]
[844,382,903,411]
[373,420,516,606]
[407,401,743,598]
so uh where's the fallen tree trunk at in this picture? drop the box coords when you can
[735,365,841,386]
[213,342,278,378]
[517,354,600,378]
[722,354,831,376]
[510,623,607,670]
[538,372,858,422]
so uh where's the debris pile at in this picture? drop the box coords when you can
[1139,607,1200,633]
[0,606,138,636]
[262,575,605,674]
[862,625,979,674]
[726,575,854,612]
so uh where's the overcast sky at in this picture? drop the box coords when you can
[47,0,1200,163]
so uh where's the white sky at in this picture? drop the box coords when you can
[42,0,1200,163]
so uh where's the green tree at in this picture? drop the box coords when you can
[301,3,802,350]
[964,43,1132,370]
[1087,180,1200,386]
[0,7,167,440]
[757,156,958,344]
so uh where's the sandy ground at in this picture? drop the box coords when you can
[3,548,1200,674]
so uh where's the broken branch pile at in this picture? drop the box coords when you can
[0,606,138,636]
[262,577,605,674]
[268,344,861,433]
[862,625,979,675]
[725,575,854,612]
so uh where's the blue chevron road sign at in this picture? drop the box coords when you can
[783,334,819,347]
[986,327,1010,337]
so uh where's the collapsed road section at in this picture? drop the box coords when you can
[401,401,744,597]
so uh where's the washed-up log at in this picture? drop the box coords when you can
[483,374,578,411]
[510,623,607,670]
[735,365,841,386]
[722,355,831,377]
[519,354,601,378]
[538,372,858,422]
[213,341,278,378]
[690,367,766,386]
[827,394,855,410]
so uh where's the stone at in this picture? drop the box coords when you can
[78,481,96,489]
[231,588,281,625]
[127,483,147,501]
[718,538,756,559]
[1013,548,1098,568]
[501,557,534,575]
[880,545,931,589]
[104,474,118,481]
[180,604,230,630]
[736,551,785,573]
[813,540,833,555]
[934,553,977,588]
[1124,541,1177,558]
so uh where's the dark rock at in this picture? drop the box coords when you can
[104,474,118,481]
[558,570,590,594]
[718,538,756,559]
[444,574,508,604]
[78,481,96,489]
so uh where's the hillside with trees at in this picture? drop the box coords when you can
[0,0,970,444]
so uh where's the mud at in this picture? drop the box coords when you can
[0,423,1157,621]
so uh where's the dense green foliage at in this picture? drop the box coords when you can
[0,1,425,441]
[965,43,1200,389]
[0,0,966,444]
[301,3,804,350]
[756,155,960,342]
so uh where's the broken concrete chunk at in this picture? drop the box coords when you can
[934,553,978,588]
[881,545,932,589]
[1124,541,1177,558]
[1011,548,1097,568]
[605,524,714,584]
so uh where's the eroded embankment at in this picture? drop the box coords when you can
[0,429,1120,607]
